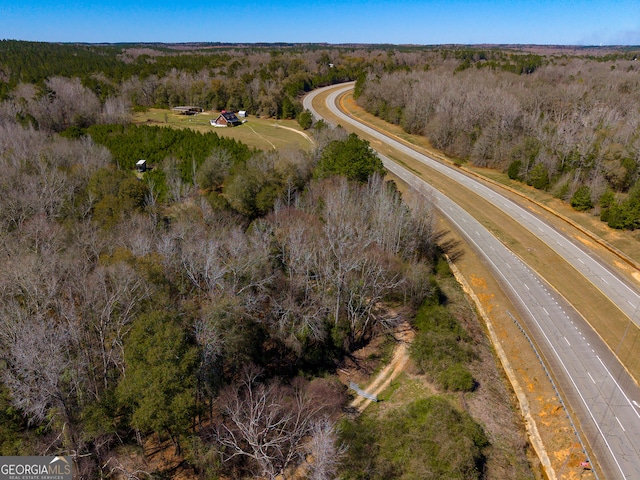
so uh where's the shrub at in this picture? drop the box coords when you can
[600,190,615,210]
[527,163,550,190]
[570,185,593,212]
[605,182,640,229]
[507,160,522,180]
[439,363,475,392]
[555,182,569,200]
[297,109,313,130]
[606,201,640,230]
[339,397,488,479]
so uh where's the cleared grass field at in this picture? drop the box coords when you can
[132,109,315,152]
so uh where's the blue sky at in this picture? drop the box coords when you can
[1,0,639,45]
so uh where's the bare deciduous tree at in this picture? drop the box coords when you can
[65,262,151,395]
[305,416,346,480]
[0,312,76,426]
[31,77,101,131]
[358,56,640,199]
[215,366,329,480]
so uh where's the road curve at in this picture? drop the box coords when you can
[306,84,640,327]
[305,83,640,480]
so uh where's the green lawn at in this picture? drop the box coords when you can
[132,109,315,152]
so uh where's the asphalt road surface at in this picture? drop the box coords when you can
[304,83,640,479]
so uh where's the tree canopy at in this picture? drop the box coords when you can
[314,133,386,182]
[118,310,198,448]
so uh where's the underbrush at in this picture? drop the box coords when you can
[410,299,477,392]
[339,396,488,480]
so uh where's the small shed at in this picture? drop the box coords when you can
[136,159,147,172]
[238,110,247,118]
[211,111,242,127]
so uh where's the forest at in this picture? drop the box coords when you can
[1,40,635,479]
[2,41,639,230]
[0,41,496,479]
[354,47,640,230]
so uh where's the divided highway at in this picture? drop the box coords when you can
[305,83,640,479]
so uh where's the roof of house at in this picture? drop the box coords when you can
[215,111,242,125]
[221,112,240,121]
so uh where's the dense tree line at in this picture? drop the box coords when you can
[0,41,366,121]
[85,123,253,177]
[355,48,640,229]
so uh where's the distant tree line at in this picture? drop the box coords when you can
[0,41,365,121]
[355,48,640,229]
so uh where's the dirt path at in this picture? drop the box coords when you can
[348,321,414,412]
[271,123,315,146]
[247,125,277,149]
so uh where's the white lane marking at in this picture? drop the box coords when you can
[616,416,626,432]
[597,355,640,420]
